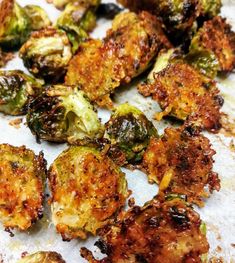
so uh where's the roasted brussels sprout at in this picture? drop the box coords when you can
[0,144,46,231]
[105,103,158,165]
[27,85,104,144]
[117,0,200,40]
[47,0,71,10]
[19,27,72,82]
[199,0,222,18]
[138,49,223,132]
[0,70,43,115]
[24,5,51,31]
[81,196,209,263]
[189,16,235,73]
[49,146,129,240]
[17,251,66,263]
[66,11,171,107]
[56,0,100,53]
[0,0,31,49]
[185,49,220,79]
[142,126,220,206]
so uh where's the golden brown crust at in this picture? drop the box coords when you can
[195,16,235,72]
[65,11,171,108]
[142,127,220,206]
[49,146,129,240]
[138,61,223,132]
[81,197,209,263]
[0,144,46,231]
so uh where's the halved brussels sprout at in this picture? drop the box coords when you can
[81,196,209,262]
[26,85,104,144]
[65,11,171,107]
[24,5,51,31]
[49,146,129,240]
[0,70,43,115]
[19,27,72,82]
[0,0,30,49]
[17,251,66,263]
[105,103,158,165]
[139,49,223,132]
[117,0,200,41]
[189,16,235,73]
[142,126,220,206]
[56,0,100,53]
[0,144,46,231]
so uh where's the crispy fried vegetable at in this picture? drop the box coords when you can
[66,11,171,107]
[26,85,104,144]
[142,126,220,206]
[117,0,200,39]
[0,70,43,115]
[81,196,209,262]
[199,0,221,18]
[24,5,51,31]
[185,49,220,79]
[138,51,223,132]
[19,27,72,82]
[49,146,129,240]
[17,251,66,263]
[0,144,46,231]
[105,103,158,165]
[56,0,100,53]
[0,0,31,50]
[189,16,235,73]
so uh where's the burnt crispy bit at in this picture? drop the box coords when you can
[190,16,235,73]
[48,146,129,240]
[17,251,66,263]
[0,144,46,231]
[142,127,220,206]
[65,11,171,108]
[138,61,223,132]
[81,197,209,262]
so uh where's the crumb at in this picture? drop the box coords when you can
[128,197,135,207]
[209,257,224,263]
[220,113,235,137]
[231,243,235,248]
[9,118,23,129]
[21,252,28,258]
[216,246,222,253]
[229,140,235,152]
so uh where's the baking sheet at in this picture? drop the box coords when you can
[0,0,235,262]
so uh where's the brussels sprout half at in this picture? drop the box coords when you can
[26,85,104,144]
[81,196,209,263]
[0,144,46,231]
[24,5,51,31]
[49,146,129,240]
[19,27,72,82]
[56,0,100,53]
[0,0,30,50]
[0,70,43,115]
[105,103,158,165]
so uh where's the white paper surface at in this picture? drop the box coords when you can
[0,1,235,262]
